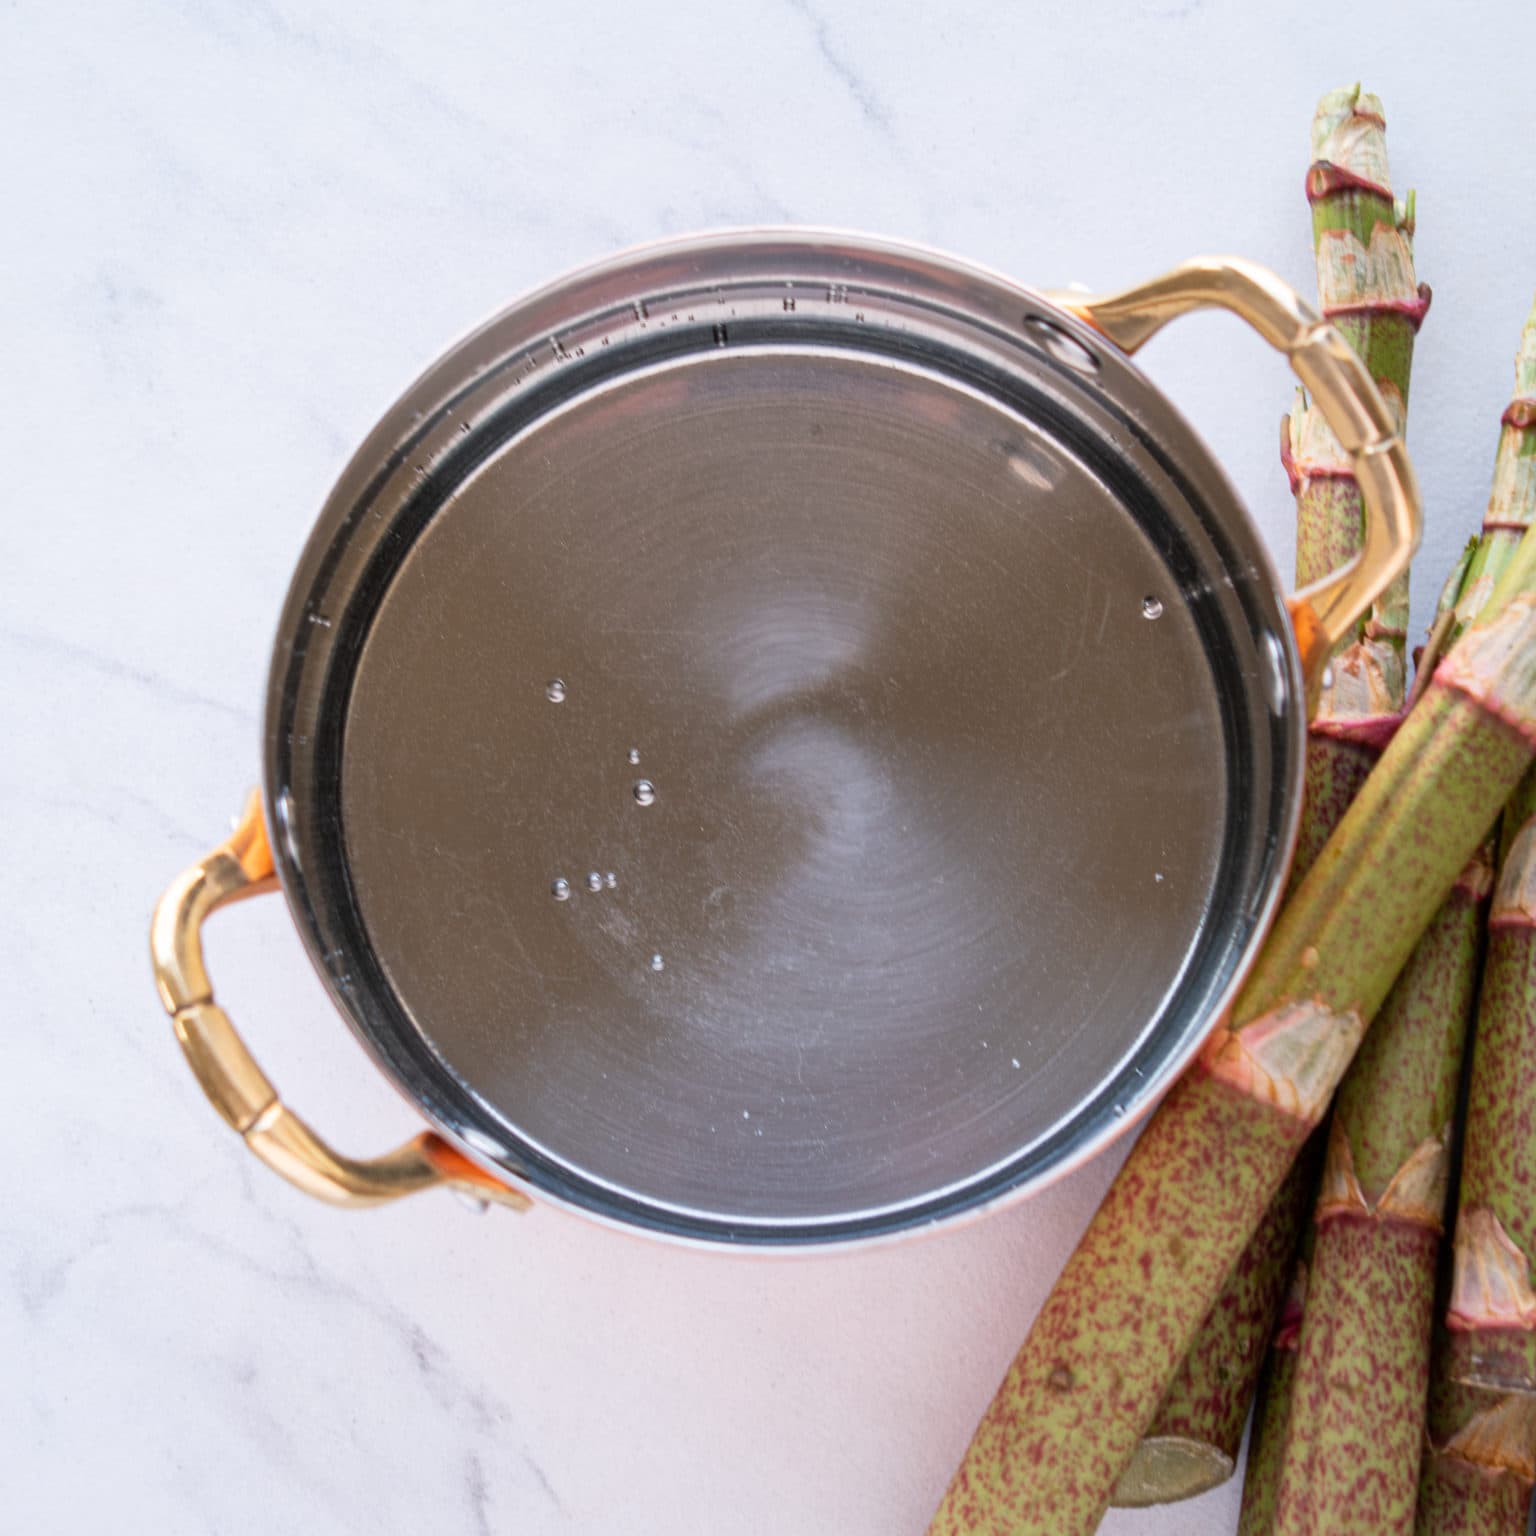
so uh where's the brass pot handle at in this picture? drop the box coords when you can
[1052,256,1421,696]
[150,792,530,1211]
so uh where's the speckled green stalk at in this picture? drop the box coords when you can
[1413,301,1536,1535]
[1266,855,1490,1535]
[1292,738,1380,879]
[1417,1338,1536,1533]
[1118,86,1429,1507]
[1408,539,1480,710]
[1415,767,1536,1533]
[930,1067,1313,1536]
[1290,84,1427,675]
[1279,1227,1441,1520]
[1112,1143,1322,1505]
[1449,299,1536,637]
[1456,767,1536,1324]
[1239,1252,1309,1536]
[1434,311,1536,1358]
[1247,841,1486,1536]
[1333,879,1486,1208]
[928,538,1536,1536]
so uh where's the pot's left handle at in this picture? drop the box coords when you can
[150,792,530,1211]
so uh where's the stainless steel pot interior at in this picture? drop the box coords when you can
[265,231,1304,1244]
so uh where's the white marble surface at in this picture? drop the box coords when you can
[5,3,1535,1532]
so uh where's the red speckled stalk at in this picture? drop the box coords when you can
[1417,1338,1536,1533]
[1296,84,1428,678]
[1456,777,1536,1316]
[1266,853,1491,1535]
[1111,1143,1322,1506]
[928,540,1536,1536]
[1428,303,1536,700]
[1416,764,1536,1533]
[1446,298,1536,641]
[1257,288,1536,1536]
[1279,1222,1441,1520]
[1239,1255,1309,1535]
[1415,297,1536,1532]
[1117,84,1430,1506]
[1414,299,1536,1532]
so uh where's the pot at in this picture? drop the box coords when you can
[150,230,1417,1246]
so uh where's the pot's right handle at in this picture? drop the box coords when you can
[1052,256,1420,699]
[150,792,530,1212]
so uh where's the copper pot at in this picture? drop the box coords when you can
[151,231,1416,1245]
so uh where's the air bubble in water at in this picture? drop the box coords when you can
[546,678,567,702]
[551,878,571,901]
[633,779,656,806]
[1142,596,1164,621]
[604,872,617,889]
[650,953,665,972]
[586,872,603,893]
[627,747,641,765]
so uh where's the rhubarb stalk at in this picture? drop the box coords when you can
[1415,771,1536,1535]
[1254,301,1536,1533]
[927,536,1536,1536]
[1415,300,1536,1534]
[1264,843,1491,1534]
[1293,82,1427,864]
[1238,1248,1311,1535]
[1115,82,1430,1507]
[1110,1145,1320,1506]
[1415,1368,1536,1533]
